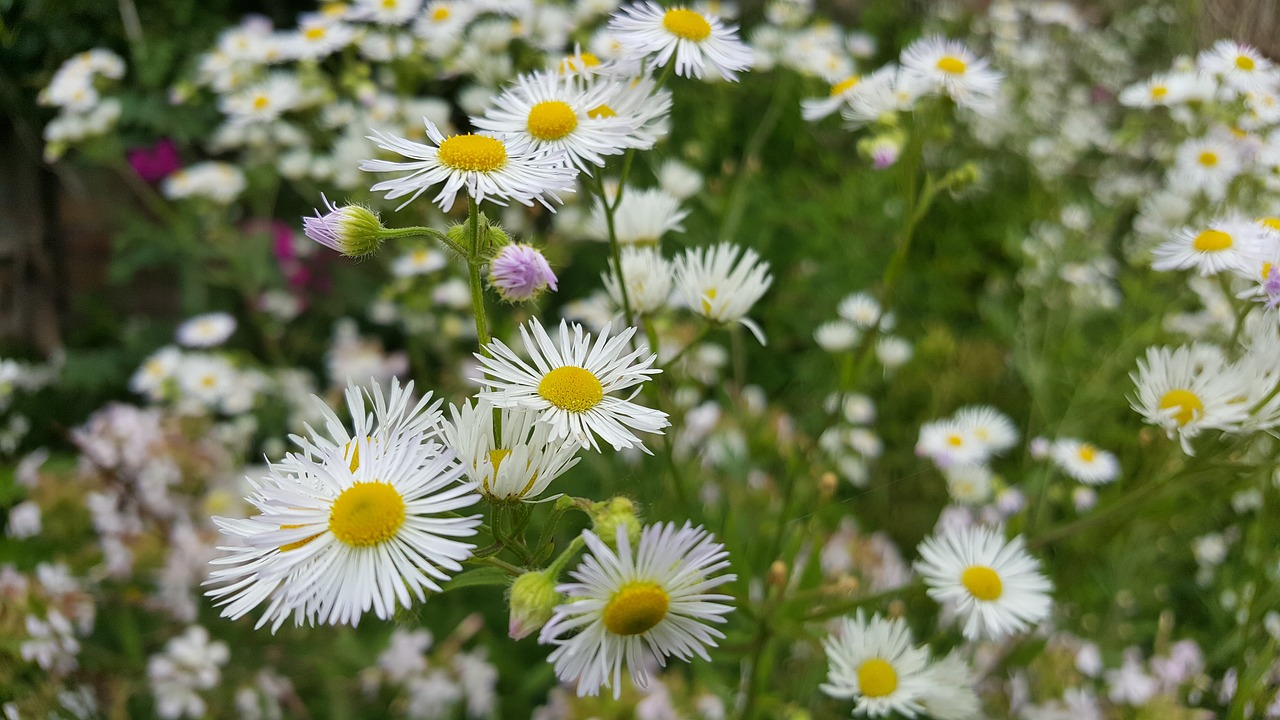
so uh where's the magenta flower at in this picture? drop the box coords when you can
[126,139,181,183]
[489,244,557,302]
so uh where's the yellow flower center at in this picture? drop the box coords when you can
[1197,151,1219,167]
[946,433,965,447]
[961,565,1003,600]
[1077,444,1097,462]
[603,582,670,635]
[526,100,579,141]
[1262,261,1274,281]
[830,76,861,96]
[487,448,511,474]
[662,8,711,41]
[1159,389,1204,426]
[431,5,450,20]
[1151,85,1168,99]
[588,104,617,119]
[538,366,604,412]
[200,374,218,389]
[321,3,347,17]
[856,658,899,698]
[1192,229,1233,252]
[701,287,718,315]
[1259,217,1280,232]
[1236,55,1256,71]
[936,55,967,74]
[437,134,508,172]
[381,0,397,9]
[278,524,322,552]
[252,94,270,110]
[304,26,326,40]
[328,482,406,547]
[560,52,601,73]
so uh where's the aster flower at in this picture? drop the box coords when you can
[1153,216,1269,277]
[1130,344,1251,454]
[175,313,237,348]
[302,195,386,257]
[952,406,1019,456]
[915,526,1053,641]
[607,2,754,81]
[586,187,688,245]
[1049,438,1120,485]
[489,244,558,302]
[473,318,669,452]
[1197,40,1278,95]
[441,400,580,502]
[602,246,674,315]
[673,242,773,344]
[900,35,1001,111]
[802,75,863,121]
[820,610,931,718]
[539,522,735,698]
[361,120,578,212]
[206,379,481,630]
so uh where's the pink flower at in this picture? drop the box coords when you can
[126,139,181,183]
[489,244,557,302]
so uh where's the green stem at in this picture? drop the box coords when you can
[719,76,787,243]
[466,197,493,353]
[593,175,636,325]
[475,555,524,576]
[380,226,467,255]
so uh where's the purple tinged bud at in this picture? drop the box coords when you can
[490,244,558,302]
[302,194,384,257]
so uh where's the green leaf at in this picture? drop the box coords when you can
[442,567,510,593]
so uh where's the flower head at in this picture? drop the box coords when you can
[489,244,558,302]
[607,2,754,81]
[820,610,932,717]
[302,195,385,257]
[674,242,773,344]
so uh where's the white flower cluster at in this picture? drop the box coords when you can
[147,626,230,720]
[38,49,125,157]
[362,628,498,719]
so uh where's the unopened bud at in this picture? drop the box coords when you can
[302,195,384,257]
[768,560,788,588]
[591,497,642,547]
[508,570,562,640]
[819,472,838,499]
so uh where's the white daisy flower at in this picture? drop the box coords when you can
[1118,73,1176,108]
[473,71,637,172]
[361,120,578,211]
[392,247,448,277]
[176,353,237,411]
[586,187,688,245]
[1169,135,1242,202]
[943,464,993,506]
[290,14,356,60]
[915,419,988,469]
[474,318,669,452]
[802,75,863,121]
[915,526,1053,641]
[350,0,422,25]
[899,35,1001,111]
[820,610,931,718]
[538,522,735,699]
[1130,344,1252,454]
[841,64,929,128]
[441,399,581,501]
[602,246,674,315]
[1049,438,1119,485]
[952,406,1019,456]
[206,380,481,630]
[1152,216,1268,277]
[414,1,476,53]
[673,242,774,344]
[815,320,859,352]
[587,75,673,149]
[837,292,884,329]
[219,73,303,125]
[176,312,237,348]
[607,2,754,81]
[131,346,183,399]
[1197,40,1278,95]
[917,651,981,720]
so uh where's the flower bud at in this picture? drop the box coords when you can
[507,570,562,640]
[302,195,384,257]
[591,497,642,548]
[489,244,558,302]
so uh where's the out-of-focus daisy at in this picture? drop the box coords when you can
[953,406,1019,456]
[841,65,929,128]
[361,120,577,211]
[1152,216,1268,277]
[1118,74,1175,108]
[589,75,672,149]
[586,187,687,245]
[1131,344,1251,454]
[219,73,302,125]
[474,318,669,452]
[602,246,673,314]
[1197,40,1278,95]
[442,400,580,502]
[943,464,993,506]
[915,526,1053,641]
[900,36,1001,111]
[802,74,862,121]
[539,522,735,698]
[916,419,988,468]
[1049,438,1119,485]
[291,14,355,60]
[607,2,754,81]
[350,0,422,25]
[176,313,237,348]
[392,247,447,277]
[815,320,859,353]
[473,71,636,171]
[837,292,884,329]
[673,243,773,344]
[918,651,981,720]
[820,610,931,718]
[657,158,702,199]
[131,346,182,399]
[207,380,481,630]
[1170,135,1242,202]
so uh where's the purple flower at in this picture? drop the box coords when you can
[489,244,557,302]
[301,195,383,257]
[1264,266,1280,309]
[126,139,181,183]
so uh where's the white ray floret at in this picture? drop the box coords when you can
[673,242,773,344]
[1130,343,1252,454]
[441,399,581,502]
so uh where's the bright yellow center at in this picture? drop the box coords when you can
[588,104,617,119]
[1077,444,1097,462]
[701,287,718,315]
[381,0,397,9]
[1192,229,1233,252]
[961,565,1003,600]
[946,433,965,447]
[252,95,270,110]
[1259,217,1280,232]
[328,482,405,547]
[1151,85,1168,99]
[1197,151,1219,167]
[537,366,604,412]
[1159,389,1204,426]
[526,100,578,141]
[1236,55,1256,71]
[830,76,861,96]
[432,6,450,20]
[304,26,326,40]
[857,658,898,697]
[437,134,507,172]
[662,8,711,41]
[487,448,511,474]
[560,52,601,73]
[200,375,218,389]
[936,56,967,74]
[279,524,322,552]
[603,582,670,635]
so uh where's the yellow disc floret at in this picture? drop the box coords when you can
[437,134,508,172]
[328,481,406,547]
[830,76,861,96]
[1236,55,1256,71]
[1077,444,1097,463]
[1192,229,1232,252]
[856,658,899,698]
[603,582,670,635]
[1159,389,1204,426]
[936,56,967,75]
[538,366,604,412]
[527,100,579,141]
[662,8,712,41]
[961,565,1003,601]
